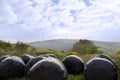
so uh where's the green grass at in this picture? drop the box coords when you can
[8,74,85,80]
[8,77,25,80]
[68,74,85,80]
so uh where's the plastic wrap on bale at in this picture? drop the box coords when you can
[95,54,117,70]
[84,57,118,80]
[20,54,34,64]
[27,57,67,80]
[62,55,84,74]
[0,56,25,79]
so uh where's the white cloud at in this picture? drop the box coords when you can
[0,0,120,42]
[0,1,17,26]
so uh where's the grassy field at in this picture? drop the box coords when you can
[9,74,84,80]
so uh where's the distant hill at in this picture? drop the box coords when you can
[28,39,120,53]
[94,41,120,53]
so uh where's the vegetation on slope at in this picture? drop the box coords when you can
[28,39,120,53]
[72,39,103,54]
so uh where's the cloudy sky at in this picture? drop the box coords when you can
[0,0,120,42]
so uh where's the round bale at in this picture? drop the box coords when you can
[95,54,117,69]
[24,55,45,76]
[84,57,118,80]
[27,57,67,80]
[39,54,57,58]
[25,54,57,76]
[0,55,10,62]
[0,56,25,79]
[21,54,34,64]
[62,55,84,74]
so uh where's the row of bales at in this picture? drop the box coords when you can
[0,54,118,80]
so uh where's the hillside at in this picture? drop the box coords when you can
[28,39,78,52]
[94,41,120,53]
[28,39,120,53]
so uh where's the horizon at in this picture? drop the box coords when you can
[0,0,120,42]
[1,38,120,43]
[29,38,120,43]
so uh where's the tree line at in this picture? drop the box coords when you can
[1,39,119,56]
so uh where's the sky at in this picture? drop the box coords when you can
[0,0,120,43]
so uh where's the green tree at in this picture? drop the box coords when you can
[0,40,12,55]
[72,39,103,54]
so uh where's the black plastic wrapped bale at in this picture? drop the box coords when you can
[84,57,118,80]
[24,55,45,76]
[46,54,57,58]
[62,55,84,74]
[27,57,67,80]
[20,54,34,64]
[0,55,10,62]
[0,56,25,79]
[95,54,117,70]
[39,54,57,58]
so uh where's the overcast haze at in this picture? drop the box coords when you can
[0,0,120,42]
